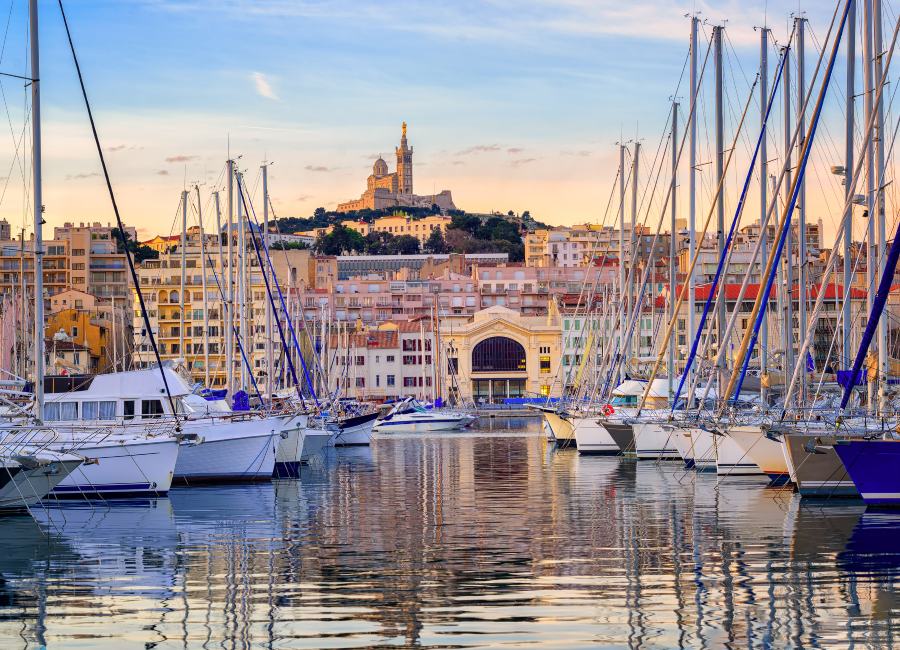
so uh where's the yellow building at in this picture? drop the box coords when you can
[45,308,110,373]
[440,304,564,403]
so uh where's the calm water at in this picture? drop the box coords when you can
[1,417,898,649]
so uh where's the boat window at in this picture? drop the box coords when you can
[123,400,135,420]
[44,402,77,421]
[82,401,99,420]
[141,399,164,419]
[99,401,116,420]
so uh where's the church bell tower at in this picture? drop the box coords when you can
[395,121,413,194]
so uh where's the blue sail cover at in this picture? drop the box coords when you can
[836,369,866,390]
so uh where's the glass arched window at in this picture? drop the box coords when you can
[472,337,526,372]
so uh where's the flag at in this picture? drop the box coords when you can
[806,351,815,373]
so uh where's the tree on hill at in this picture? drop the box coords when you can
[387,234,421,255]
[424,228,448,254]
[111,227,158,263]
[314,223,366,255]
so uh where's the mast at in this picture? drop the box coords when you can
[875,0,888,409]
[844,0,856,371]
[627,141,640,371]
[782,39,795,395]
[760,26,769,406]
[688,16,699,379]
[197,185,210,388]
[797,16,809,404]
[864,0,876,409]
[29,0,44,420]
[180,190,187,368]
[237,171,248,390]
[214,190,226,390]
[668,102,678,399]
[714,25,726,394]
[226,160,235,394]
[262,163,273,400]
[618,143,626,383]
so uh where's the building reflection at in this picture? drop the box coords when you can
[0,432,896,648]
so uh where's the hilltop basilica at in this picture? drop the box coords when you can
[337,123,456,213]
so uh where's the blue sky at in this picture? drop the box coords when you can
[0,1,853,237]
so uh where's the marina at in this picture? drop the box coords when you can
[0,0,899,646]
[0,421,897,648]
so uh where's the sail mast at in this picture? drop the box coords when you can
[668,101,678,399]
[759,26,769,406]
[29,0,43,420]
[180,190,187,369]
[262,163,273,400]
[688,16,699,383]
[875,0,888,410]
[714,25,726,397]
[844,1,856,371]
[782,35,795,398]
[197,185,210,388]
[797,16,809,404]
[864,0,877,409]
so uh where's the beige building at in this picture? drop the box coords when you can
[337,123,456,213]
[440,304,564,403]
[345,214,452,245]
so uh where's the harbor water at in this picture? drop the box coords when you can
[1,417,897,648]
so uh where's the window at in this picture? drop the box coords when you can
[376,375,380,387]
[386,355,395,363]
[356,356,365,366]
[355,377,365,388]
[540,355,551,373]
[141,399,164,418]
[387,374,395,386]
[403,377,417,387]
[471,337,526,372]
[403,355,418,365]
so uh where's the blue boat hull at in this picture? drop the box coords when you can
[834,441,900,507]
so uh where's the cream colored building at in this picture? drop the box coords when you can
[337,123,456,213]
[440,304,564,403]
[345,214,452,245]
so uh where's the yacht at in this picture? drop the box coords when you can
[373,398,476,434]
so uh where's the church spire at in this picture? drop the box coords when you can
[396,121,413,194]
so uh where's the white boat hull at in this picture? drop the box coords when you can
[632,422,680,460]
[334,413,378,446]
[690,428,717,472]
[301,429,332,462]
[176,418,278,481]
[728,425,789,483]
[715,432,764,476]
[274,414,307,478]
[374,413,475,434]
[572,416,618,455]
[0,453,83,509]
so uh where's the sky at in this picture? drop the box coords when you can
[0,1,871,239]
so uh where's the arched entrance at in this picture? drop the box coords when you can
[471,336,527,403]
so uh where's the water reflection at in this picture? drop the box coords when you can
[0,421,897,648]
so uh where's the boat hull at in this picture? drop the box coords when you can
[541,412,576,448]
[572,416,618,454]
[50,437,178,497]
[274,414,307,478]
[601,420,634,455]
[715,432,764,476]
[834,440,900,506]
[300,429,332,462]
[632,422,680,460]
[728,425,790,483]
[0,454,83,509]
[176,418,277,481]
[374,413,475,434]
[334,412,378,446]
[782,433,858,497]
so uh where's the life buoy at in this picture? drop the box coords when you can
[602,404,615,416]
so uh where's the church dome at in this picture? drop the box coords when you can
[373,157,388,177]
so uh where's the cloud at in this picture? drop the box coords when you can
[165,154,198,163]
[66,172,101,180]
[296,194,313,201]
[252,72,278,100]
[451,161,466,166]
[108,144,127,152]
[455,144,501,156]
[510,158,537,167]
[108,144,143,153]
[507,147,524,154]
[562,150,592,157]
[304,164,331,172]
[156,170,170,176]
